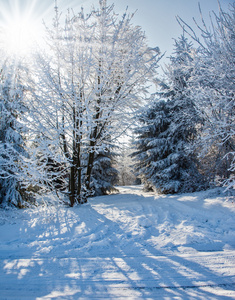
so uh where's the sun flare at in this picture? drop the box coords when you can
[2,16,43,58]
[0,1,48,59]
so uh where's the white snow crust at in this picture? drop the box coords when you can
[0,186,235,299]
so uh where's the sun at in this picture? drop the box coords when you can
[4,17,43,57]
[1,15,44,58]
[0,1,50,59]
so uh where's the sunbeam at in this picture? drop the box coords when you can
[0,0,52,58]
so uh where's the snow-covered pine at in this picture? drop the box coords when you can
[29,0,161,206]
[133,100,171,192]
[0,62,28,207]
[178,2,235,189]
[133,35,207,194]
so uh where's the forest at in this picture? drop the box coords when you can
[0,0,234,208]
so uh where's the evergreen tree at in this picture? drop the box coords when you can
[133,100,171,192]
[91,143,118,196]
[133,36,207,194]
[0,63,27,207]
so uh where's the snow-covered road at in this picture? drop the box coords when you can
[0,186,235,299]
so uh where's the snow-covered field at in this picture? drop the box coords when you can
[0,186,235,299]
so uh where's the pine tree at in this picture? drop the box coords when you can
[133,36,207,194]
[0,63,27,207]
[133,100,171,192]
[91,144,118,196]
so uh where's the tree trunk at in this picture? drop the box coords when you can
[85,140,95,193]
[76,142,82,202]
[69,165,76,207]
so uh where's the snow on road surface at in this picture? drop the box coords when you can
[0,186,235,299]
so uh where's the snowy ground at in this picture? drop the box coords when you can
[0,186,235,299]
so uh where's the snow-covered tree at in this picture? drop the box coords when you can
[178,2,235,189]
[0,62,27,207]
[133,100,171,192]
[30,0,161,205]
[133,36,207,194]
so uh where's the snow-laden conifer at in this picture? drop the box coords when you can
[133,36,207,193]
[0,62,28,207]
[91,144,118,196]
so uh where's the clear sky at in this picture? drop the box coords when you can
[61,0,233,58]
[0,0,233,63]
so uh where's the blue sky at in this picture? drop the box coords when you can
[0,0,233,62]
[62,0,233,57]
[113,0,232,52]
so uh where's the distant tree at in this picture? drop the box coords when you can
[133,36,207,194]
[30,0,161,205]
[117,140,136,186]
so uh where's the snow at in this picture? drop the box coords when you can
[0,186,235,299]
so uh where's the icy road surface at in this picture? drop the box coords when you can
[0,186,235,299]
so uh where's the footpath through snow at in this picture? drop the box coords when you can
[0,186,235,299]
